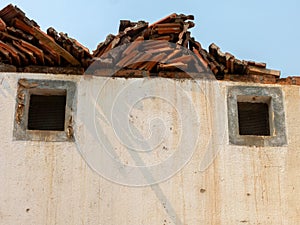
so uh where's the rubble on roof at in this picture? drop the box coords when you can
[0,4,299,85]
[90,13,282,80]
[0,4,91,74]
[90,13,208,78]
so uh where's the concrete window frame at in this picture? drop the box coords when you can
[227,86,287,147]
[13,79,76,142]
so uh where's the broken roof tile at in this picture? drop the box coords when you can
[0,18,6,31]
[0,4,91,73]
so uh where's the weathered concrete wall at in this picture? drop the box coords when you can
[0,73,299,225]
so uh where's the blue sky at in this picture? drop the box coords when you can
[1,0,299,77]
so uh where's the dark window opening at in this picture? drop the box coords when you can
[28,94,66,131]
[238,102,270,136]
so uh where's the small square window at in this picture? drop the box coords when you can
[13,79,76,142]
[237,102,270,136]
[227,86,287,147]
[28,93,67,131]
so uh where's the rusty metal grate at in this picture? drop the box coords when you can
[27,94,66,131]
[238,102,270,136]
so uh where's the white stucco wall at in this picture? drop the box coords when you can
[0,73,299,225]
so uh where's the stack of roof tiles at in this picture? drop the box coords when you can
[91,13,281,80]
[0,4,91,74]
[0,4,299,85]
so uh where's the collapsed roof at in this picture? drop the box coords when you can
[0,4,91,74]
[0,4,299,85]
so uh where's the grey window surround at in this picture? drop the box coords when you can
[13,79,76,142]
[227,86,287,147]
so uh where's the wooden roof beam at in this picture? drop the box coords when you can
[12,18,81,66]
